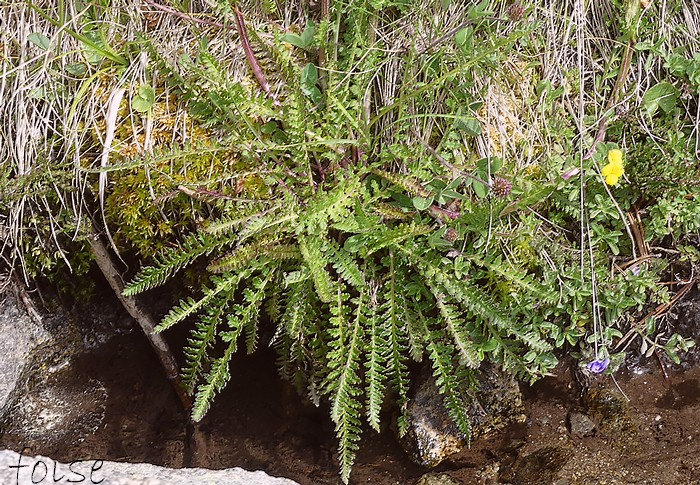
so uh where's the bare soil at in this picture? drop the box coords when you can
[1,287,699,485]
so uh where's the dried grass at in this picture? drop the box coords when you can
[1,0,699,277]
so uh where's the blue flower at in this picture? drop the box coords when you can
[587,358,610,374]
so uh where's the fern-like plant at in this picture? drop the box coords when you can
[121,2,565,482]
[125,165,563,481]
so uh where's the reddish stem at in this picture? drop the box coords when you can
[230,3,276,103]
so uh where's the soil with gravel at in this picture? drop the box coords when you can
[1,284,698,485]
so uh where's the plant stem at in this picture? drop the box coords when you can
[583,40,635,160]
[88,229,192,413]
[414,130,491,187]
[317,0,330,89]
[201,0,277,103]
[230,2,274,102]
[615,278,696,350]
[429,205,460,220]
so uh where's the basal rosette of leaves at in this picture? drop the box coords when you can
[117,4,569,482]
[123,165,564,482]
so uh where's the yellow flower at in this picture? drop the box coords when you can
[601,162,623,178]
[605,174,619,186]
[601,149,624,185]
[607,148,623,166]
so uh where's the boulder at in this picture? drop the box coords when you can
[584,387,638,451]
[0,449,300,485]
[0,289,108,447]
[2,376,108,444]
[0,294,49,412]
[400,364,525,467]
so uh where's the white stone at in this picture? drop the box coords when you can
[0,450,300,485]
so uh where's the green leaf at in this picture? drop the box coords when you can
[664,53,688,77]
[481,339,499,352]
[390,190,414,209]
[473,180,487,198]
[456,116,482,136]
[300,64,321,102]
[304,86,322,104]
[65,63,87,76]
[455,28,468,47]
[427,179,447,191]
[301,63,318,86]
[281,22,316,49]
[412,196,433,211]
[132,97,150,112]
[642,82,678,117]
[299,235,335,303]
[27,87,46,100]
[139,85,155,103]
[28,32,51,50]
[446,177,462,190]
[123,230,238,296]
[468,0,492,20]
[261,121,277,134]
[81,31,109,64]
[280,33,305,47]
[428,229,452,249]
[664,347,681,365]
[132,85,155,113]
[26,2,126,64]
[300,22,316,46]
[343,235,363,254]
[439,189,464,201]
[608,240,620,255]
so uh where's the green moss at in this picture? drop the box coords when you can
[105,144,269,257]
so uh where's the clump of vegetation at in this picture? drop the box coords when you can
[2,0,699,482]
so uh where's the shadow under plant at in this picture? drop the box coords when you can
[1,288,699,484]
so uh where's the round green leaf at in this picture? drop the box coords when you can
[412,196,434,211]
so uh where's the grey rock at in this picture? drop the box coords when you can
[2,376,108,443]
[0,291,107,447]
[400,364,524,468]
[414,472,461,485]
[0,295,49,412]
[0,285,137,447]
[0,449,300,485]
[568,411,595,437]
[508,445,573,485]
